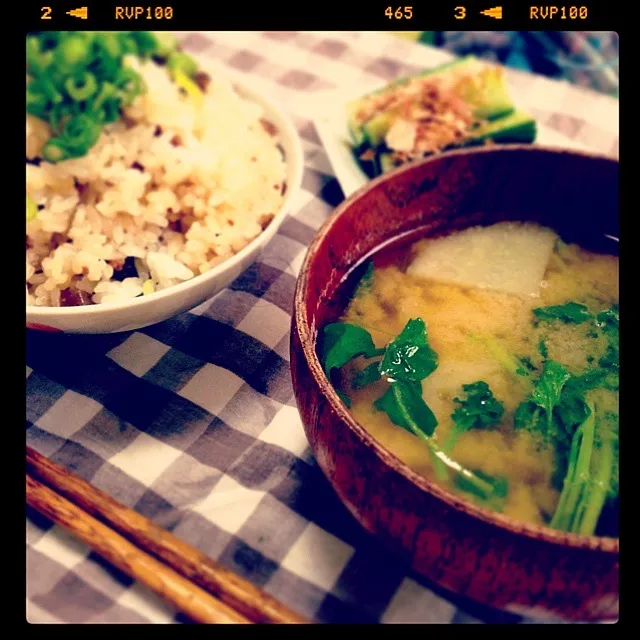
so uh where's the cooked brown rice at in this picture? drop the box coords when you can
[26,57,287,307]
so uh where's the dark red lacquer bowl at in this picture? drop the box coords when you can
[290,146,619,622]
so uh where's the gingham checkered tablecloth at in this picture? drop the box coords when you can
[26,31,619,624]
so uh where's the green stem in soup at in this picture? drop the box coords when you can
[578,433,616,536]
[538,339,549,359]
[550,401,596,532]
[379,381,496,497]
[379,382,447,481]
[468,332,532,382]
[428,442,496,498]
[547,391,617,536]
[453,469,509,509]
[375,381,438,437]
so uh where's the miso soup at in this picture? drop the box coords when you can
[319,222,619,537]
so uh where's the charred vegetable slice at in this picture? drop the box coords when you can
[347,55,536,178]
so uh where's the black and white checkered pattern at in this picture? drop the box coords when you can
[26,31,619,624]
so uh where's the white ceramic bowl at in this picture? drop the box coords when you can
[26,64,304,334]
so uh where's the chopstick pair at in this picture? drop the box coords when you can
[26,447,309,624]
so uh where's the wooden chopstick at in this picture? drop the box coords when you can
[26,447,309,624]
[27,474,250,624]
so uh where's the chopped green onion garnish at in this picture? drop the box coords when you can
[50,102,78,134]
[131,32,158,57]
[59,114,102,157]
[27,31,201,162]
[65,72,98,101]
[167,51,198,77]
[154,33,178,58]
[118,33,138,56]
[42,139,70,163]
[54,35,90,71]
[114,67,144,105]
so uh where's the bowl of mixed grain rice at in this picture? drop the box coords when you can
[26,37,303,333]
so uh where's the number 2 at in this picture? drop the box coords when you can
[41,6,52,19]
[454,6,466,19]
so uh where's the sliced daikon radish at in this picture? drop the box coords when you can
[407,222,557,298]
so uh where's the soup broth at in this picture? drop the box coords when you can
[321,222,619,536]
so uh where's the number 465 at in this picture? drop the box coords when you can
[385,6,414,19]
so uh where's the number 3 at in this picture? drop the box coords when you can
[454,6,466,19]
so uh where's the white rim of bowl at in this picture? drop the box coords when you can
[26,60,305,319]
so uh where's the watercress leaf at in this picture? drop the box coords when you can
[530,361,572,422]
[392,381,438,437]
[373,385,402,424]
[374,386,404,421]
[569,368,618,393]
[514,401,544,432]
[352,361,382,390]
[451,381,504,433]
[445,381,504,452]
[321,323,377,375]
[374,380,438,438]
[533,302,593,325]
[599,343,619,370]
[550,383,591,469]
[596,305,619,334]
[380,318,438,382]
[595,305,619,372]
[555,386,590,439]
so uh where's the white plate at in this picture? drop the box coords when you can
[305,84,594,198]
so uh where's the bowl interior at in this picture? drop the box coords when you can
[296,145,619,547]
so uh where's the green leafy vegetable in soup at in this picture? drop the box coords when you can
[320,315,506,500]
[533,302,594,324]
[446,382,504,452]
[319,223,619,536]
